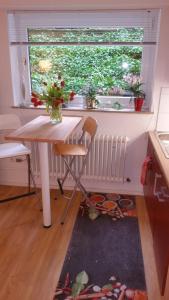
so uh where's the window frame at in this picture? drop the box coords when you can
[8,10,159,110]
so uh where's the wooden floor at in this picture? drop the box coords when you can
[0,186,163,300]
[0,186,81,300]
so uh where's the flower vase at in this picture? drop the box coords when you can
[134,97,144,112]
[48,104,62,124]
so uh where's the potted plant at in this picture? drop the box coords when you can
[124,74,145,112]
[82,84,99,109]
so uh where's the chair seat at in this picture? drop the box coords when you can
[53,143,88,156]
[0,143,31,159]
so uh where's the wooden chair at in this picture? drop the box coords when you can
[0,114,36,203]
[53,116,98,224]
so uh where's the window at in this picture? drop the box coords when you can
[8,10,160,110]
[28,28,143,93]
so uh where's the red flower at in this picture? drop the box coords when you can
[37,100,43,105]
[31,92,38,98]
[53,99,62,107]
[31,78,75,108]
[31,97,38,103]
[33,102,39,107]
[70,91,75,97]
[61,80,65,88]
[69,91,75,101]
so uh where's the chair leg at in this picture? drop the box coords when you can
[64,157,91,202]
[0,154,36,204]
[60,181,78,225]
[27,154,31,193]
[27,154,36,190]
[56,155,76,201]
[27,154,43,210]
[57,155,76,194]
[57,178,64,195]
[60,156,91,224]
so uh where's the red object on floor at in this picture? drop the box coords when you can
[133,290,148,300]
[140,156,152,185]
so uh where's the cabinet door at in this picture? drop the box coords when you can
[152,171,169,295]
[144,138,169,295]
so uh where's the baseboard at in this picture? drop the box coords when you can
[0,175,144,196]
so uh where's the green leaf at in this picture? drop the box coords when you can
[30,32,143,95]
[71,282,84,297]
[76,271,89,285]
[102,283,113,291]
[88,207,100,220]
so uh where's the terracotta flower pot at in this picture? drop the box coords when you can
[134,97,144,112]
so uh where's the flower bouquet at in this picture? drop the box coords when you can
[31,76,75,124]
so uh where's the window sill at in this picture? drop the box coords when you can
[12,105,153,114]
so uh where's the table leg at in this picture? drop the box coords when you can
[39,142,52,227]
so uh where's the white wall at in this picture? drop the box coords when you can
[156,88,169,131]
[0,1,169,195]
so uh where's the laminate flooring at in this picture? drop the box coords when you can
[0,186,164,300]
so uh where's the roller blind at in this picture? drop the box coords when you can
[8,10,160,46]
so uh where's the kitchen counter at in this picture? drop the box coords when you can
[148,131,169,189]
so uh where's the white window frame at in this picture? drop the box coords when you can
[8,10,160,110]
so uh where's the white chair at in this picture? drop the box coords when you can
[0,114,36,203]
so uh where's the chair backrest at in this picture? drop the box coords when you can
[0,114,21,130]
[82,117,97,138]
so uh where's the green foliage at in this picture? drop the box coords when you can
[71,271,89,297]
[29,29,143,95]
[76,271,89,284]
[123,74,145,97]
[102,284,113,291]
[88,206,100,220]
[82,84,97,100]
[29,27,144,43]
[129,82,145,97]
[71,282,84,297]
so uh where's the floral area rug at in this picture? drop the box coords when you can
[54,193,147,300]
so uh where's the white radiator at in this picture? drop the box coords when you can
[31,134,128,183]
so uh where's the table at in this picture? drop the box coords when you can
[5,115,82,227]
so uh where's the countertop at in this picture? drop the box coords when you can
[148,131,169,189]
